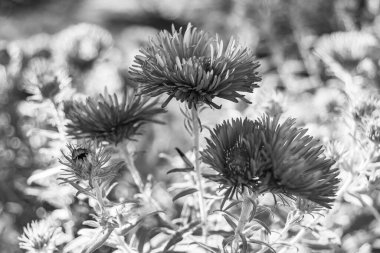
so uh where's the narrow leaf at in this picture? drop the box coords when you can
[172,188,198,202]
[167,167,194,174]
[248,239,276,253]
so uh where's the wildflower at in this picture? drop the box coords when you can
[313,31,377,70]
[54,23,113,70]
[64,89,165,144]
[201,118,264,200]
[353,95,380,122]
[259,115,340,208]
[201,115,340,208]
[366,120,380,144]
[19,219,61,253]
[59,140,123,187]
[129,23,261,109]
[23,58,71,100]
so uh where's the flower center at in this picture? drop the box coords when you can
[226,143,250,177]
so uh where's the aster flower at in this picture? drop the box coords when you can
[313,31,377,70]
[59,140,123,187]
[258,115,340,208]
[64,89,165,144]
[129,23,261,109]
[201,118,264,200]
[54,23,113,71]
[201,115,340,208]
[353,95,380,122]
[19,219,61,253]
[23,58,71,100]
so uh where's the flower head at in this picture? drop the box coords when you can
[130,23,261,109]
[201,118,265,199]
[59,140,123,187]
[19,219,61,253]
[64,89,165,144]
[202,115,340,208]
[23,58,71,100]
[353,95,380,122]
[314,31,377,70]
[54,23,113,71]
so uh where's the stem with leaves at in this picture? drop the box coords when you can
[232,190,255,252]
[191,106,208,241]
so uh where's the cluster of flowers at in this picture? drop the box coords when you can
[15,22,340,253]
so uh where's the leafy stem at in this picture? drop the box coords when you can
[191,106,208,241]
[232,190,256,252]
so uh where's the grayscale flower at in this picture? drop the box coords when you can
[59,140,123,187]
[23,58,71,100]
[64,89,165,144]
[19,219,61,253]
[130,23,261,109]
[202,115,340,208]
[314,31,377,70]
[54,23,113,71]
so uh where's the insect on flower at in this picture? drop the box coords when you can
[59,140,124,188]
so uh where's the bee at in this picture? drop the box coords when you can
[71,148,89,161]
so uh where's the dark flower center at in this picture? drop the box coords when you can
[225,143,250,178]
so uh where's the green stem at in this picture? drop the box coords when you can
[122,146,144,193]
[232,190,256,252]
[48,100,66,141]
[191,107,208,241]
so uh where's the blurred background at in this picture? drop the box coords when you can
[2,0,380,252]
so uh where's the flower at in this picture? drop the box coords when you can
[64,89,165,144]
[366,119,380,144]
[18,219,61,253]
[201,115,340,208]
[313,31,377,70]
[353,95,380,122]
[54,23,113,71]
[59,140,123,187]
[129,23,261,109]
[201,118,264,200]
[22,58,71,100]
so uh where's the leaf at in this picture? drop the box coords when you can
[251,218,271,235]
[248,239,276,253]
[223,200,241,211]
[82,220,99,228]
[117,211,164,236]
[84,227,114,253]
[222,214,237,230]
[163,233,183,252]
[175,148,194,168]
[172,188,198,202]
[303,240,334,250]
[190,242,221,253]
[167,167,194,174]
